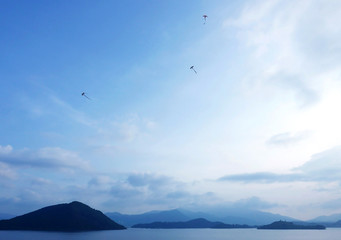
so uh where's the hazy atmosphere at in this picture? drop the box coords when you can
[1,0,341,220]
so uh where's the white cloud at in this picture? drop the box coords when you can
[0,145,13,155]
[88,175,113,187]
[115,115,157,142]
[118,122,140,142]
[0,162,16,180]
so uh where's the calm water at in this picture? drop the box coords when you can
[0,228,340,240]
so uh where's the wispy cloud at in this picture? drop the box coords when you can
[110,183,143,199]
[16,82,95,127]
[86,172,217,213]
[127,173,173,190]
[0,145,90,172]
[112,115,156,143]
[320,198,341,210]
[295,146,341,181]
[224,0,341,108]
[87,173,182,199]
[218,172,305,183]
[19,82,157,151]
[183,196,282,214]
[49,95,96,127]
[267,131,312,146]
[88,175,113,188]
[233,196,281,210]
[219,145,341,184]
[88,114,157,156]
[268,72,320,108]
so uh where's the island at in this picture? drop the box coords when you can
[132,218,253,229]
[258,220,326,230]
[0,201,126,231]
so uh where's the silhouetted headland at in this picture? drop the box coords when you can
[0,201,126,231]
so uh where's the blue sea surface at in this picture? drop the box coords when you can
[0,228,340,240]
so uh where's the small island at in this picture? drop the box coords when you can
[0,201,126,231]
[258,220,326,230]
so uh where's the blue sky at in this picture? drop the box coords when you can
[1,0,341,220]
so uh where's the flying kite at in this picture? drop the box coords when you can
[190,66,197,74]
[203,15,208,24]
[81,92,91,100]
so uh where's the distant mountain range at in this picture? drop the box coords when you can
[106,208,298,227]
[107,208,341,228]
[329,220,341,227]
[0,201,126,231]
[106,209,190,227]
[306,220,341,228]
[2,202,341,231]
[309,213,341,223]
[179,208,298,225]
[132,219,328,230]
[305,213,341,228]
[132,218,253,229]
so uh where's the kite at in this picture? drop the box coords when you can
[190,66,197,74]
[81,92,91,100]
[203,15,208,24]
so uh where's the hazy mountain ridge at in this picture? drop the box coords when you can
[304,220,341,228]
[106,208,299,226]
[179,208,298,225]
[106,209,190,227]
[304,213,341,227]
[309,213,341,223]
[132,218,253,229]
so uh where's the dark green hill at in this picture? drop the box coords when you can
[0,201,126,231]
[258,220,325,230]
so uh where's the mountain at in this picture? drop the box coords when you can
[308,220,341,228]
[309,213,341,223]
[329,220,341,227]
[107,208,297,227]
[0,201,126,231]
[258,220,326,230]
[106,209,190,227]
[179,208,298,225]
[132,218,253,229]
